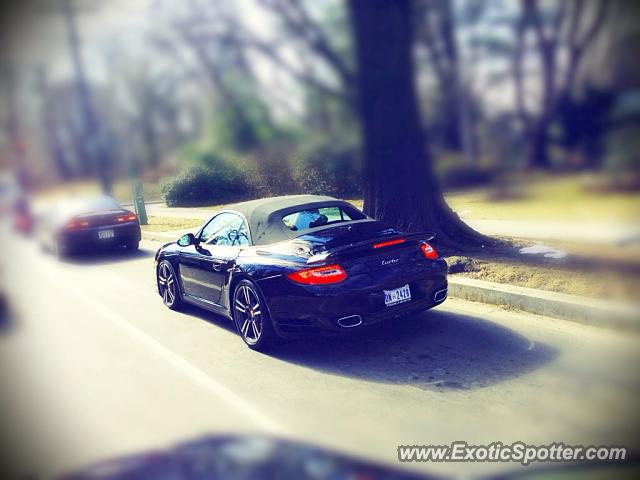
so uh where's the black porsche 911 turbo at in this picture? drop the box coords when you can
[154,195,448,350]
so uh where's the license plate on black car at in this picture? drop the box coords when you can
[98,229,115,240]
[384,284,411,307]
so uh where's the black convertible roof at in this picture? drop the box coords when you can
[223,194,367,245]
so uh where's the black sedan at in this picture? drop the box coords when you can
[37,195,141,257]
[155,195,448,350]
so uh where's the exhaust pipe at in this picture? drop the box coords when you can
[434,288,448,303]
[337,315,363,328]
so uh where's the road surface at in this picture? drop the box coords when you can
[1,235,638,478]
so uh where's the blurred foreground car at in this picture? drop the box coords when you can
[155,195,447,350]
[66,434,433,480]
[65,434,636,480]
[37,195,141,257]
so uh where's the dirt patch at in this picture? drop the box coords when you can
[446,243,640,303]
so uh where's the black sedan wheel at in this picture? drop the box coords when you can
[125,240,139,251]
[158,261,182,310]
[233,280,275,351]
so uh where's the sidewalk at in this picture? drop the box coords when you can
[143,203,640,245]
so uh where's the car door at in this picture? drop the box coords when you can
[178,212,250,305]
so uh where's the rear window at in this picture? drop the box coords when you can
[282,205,365,231]
[57,196,121,217]
[83,196,121,211]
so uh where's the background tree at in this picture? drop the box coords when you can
[514,0,608,168]
[62,0,113,192]
[416,0,463,152]
[348,0,489,248]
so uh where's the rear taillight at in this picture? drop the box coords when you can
[287,264,348,285]
[117,211,137,223]
[420,242,438,259]
[66,218,89,229]
[373,238,406,249]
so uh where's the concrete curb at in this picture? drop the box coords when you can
[141,230,181,243]
[448,276,640,331]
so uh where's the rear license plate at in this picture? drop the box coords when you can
[384,284,411,307]
[98,229,115,240]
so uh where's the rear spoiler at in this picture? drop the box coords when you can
[307,231,435,264]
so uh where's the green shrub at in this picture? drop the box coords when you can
[160,164,250,207]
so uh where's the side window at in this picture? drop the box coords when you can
[200,213,250,246]
[232,220,250,247]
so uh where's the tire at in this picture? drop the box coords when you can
[126,240,139,251]
[54,239,69,259]
[157,260,183,310]
[232,279,276,351]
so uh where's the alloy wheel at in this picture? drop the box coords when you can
[158,262,177,307]
[234,284,263,345]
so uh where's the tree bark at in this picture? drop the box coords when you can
[348,0,491,249]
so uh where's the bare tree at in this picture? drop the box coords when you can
[514,0,608,168]
[416,0,464,152]
[0,62,28,185]
[34,69,73,180]
[62,0,113,192]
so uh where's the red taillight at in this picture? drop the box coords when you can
[117,212,137,223]
[66,218,89,229]
[420,242,438,259]
[372,238,406,249]
[287,264,348,285]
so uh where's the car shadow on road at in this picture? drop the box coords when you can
[59,247,152,266]
[177,304,238,334]
[271,310,558,392]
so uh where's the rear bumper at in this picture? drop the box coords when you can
[258,259,448,337]
[58,223,141,251]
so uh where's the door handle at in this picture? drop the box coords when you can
[211,260,226,272]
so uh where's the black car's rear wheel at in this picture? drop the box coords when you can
[53,239,69,259]
[125,239,139,251]
[157,260,182,310]
[233,280,275,351]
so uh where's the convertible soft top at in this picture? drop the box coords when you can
[224,194,369,245]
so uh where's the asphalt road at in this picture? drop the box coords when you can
[1,235,639,478]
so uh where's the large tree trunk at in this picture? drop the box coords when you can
[348,0,491,249]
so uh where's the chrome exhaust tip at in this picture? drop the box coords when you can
[434,288,448,303]
[337,315,363,328]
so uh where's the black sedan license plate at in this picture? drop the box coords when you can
[98,229,115,240]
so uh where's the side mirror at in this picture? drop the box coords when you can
[177,232,199,247]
